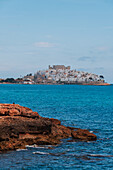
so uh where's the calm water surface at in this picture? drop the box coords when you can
[0,84,113,169]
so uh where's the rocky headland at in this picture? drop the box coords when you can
[0,104,97,153]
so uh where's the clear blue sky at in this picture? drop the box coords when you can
[0,0,113,83]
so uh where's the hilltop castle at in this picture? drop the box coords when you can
[49,65,70,70]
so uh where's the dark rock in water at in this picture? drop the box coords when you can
[71,129,97,141]
[0,104,97,153]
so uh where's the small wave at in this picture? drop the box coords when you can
[33,151,49,155]
[90,131,93,133]
[33,146,46,149]
[26,144,54,149]
[26,144,37,148]
[88,154,113,158]
[26,144,46,148]
[16,149,28,151]
[33,151,66,156]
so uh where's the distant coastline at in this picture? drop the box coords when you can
[0,82,111,86]
[0,65,110,86]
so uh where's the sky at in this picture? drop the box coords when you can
[0,0,113,83]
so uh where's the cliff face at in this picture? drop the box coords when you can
[0,104,97,153]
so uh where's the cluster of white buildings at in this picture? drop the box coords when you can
[34,65,105,84]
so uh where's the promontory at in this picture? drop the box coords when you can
[0,104,97,153]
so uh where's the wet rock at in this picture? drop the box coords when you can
[71,129,97,141]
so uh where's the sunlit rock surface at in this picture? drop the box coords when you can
[0,104,97,153]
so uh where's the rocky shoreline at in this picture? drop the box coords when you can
[0,104,97,153]
[0,82,111,85]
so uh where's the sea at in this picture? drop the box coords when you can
[0,84,113,170]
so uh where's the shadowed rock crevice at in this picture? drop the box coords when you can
[0,104,97,153]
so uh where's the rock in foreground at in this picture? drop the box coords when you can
[0,104,97,153]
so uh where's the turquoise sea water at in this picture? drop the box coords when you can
[0,84,113,169]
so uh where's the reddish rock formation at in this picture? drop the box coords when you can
[71,129,97,141]
[0,104,97,153]
[0,104,40,118]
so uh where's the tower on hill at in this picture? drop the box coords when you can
[49,65,70,70]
